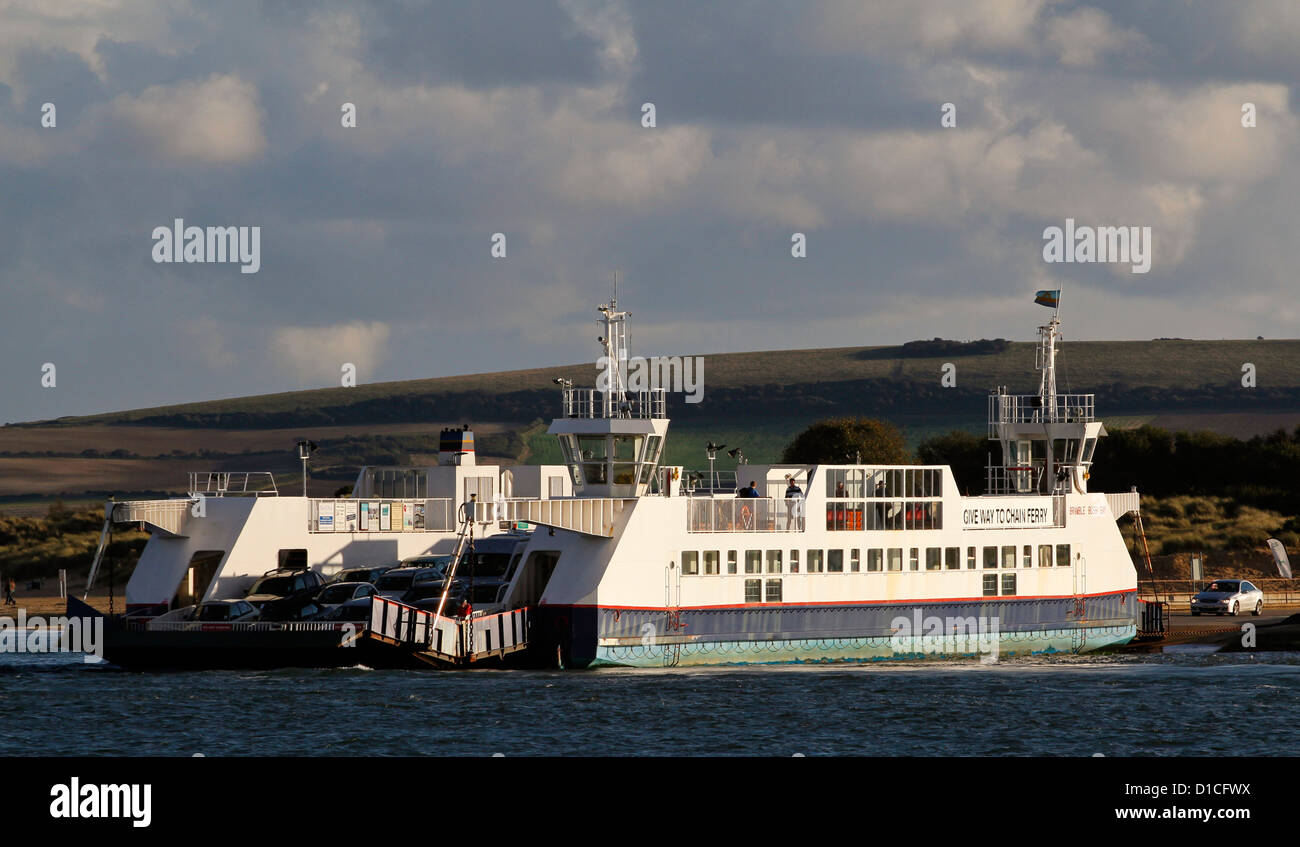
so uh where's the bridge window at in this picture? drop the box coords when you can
[828,549,844,572]
[1039,544,1052,567]
[1001,574,1017,596]
[807,549,823,572]
[727,551,737,574]
[1056,544,1071,567]
[983,547,998,569]
[703,550,720,575]
[1001,546,1016,568]
[983,574,997,596]
[925,548,941,571]
[744,579,762,603]
[766,550,783,574]
[745,550,762,574]
[681,551,698,576]
[945,547,960,570]
[867,549,882,572]
[850,549,860,572]
[887,548,903,571]
[765,579,783,603]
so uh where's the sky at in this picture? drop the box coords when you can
[1,0,1297,424]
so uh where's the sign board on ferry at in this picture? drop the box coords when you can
[961,497,1057,529]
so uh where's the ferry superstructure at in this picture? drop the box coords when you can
[471,299,1140,666]
[99,428,572,614]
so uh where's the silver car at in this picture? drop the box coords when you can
[1191,579,1263,616]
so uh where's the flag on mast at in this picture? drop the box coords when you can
[1034,289,1060,309]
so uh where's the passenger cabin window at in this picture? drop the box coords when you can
[850,549,860,572]
[682,551,699,576]
[789,549,800,574]
[766,550,783,574]
[703,551,720,575]
[765,579,783,603]
[744,579,762,603]
[925,548,941,571]
[1056,544,1071,567]
[727,551,738,574]
[1001,546,1016,568]
[1038,544,1052,567]
[945,547,960,570]
[887,548,903,571]
[867,549,883,572]
[982,574,998,596]
[1001,574,1017,596]
[967,546,976,569]
[807,549,823,573]
[909,548,919,571]
[983,547,998,569]
[1023,545,1033,568]
[828,550,844,572]
[745,550,762,574]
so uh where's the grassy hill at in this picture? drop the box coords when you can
[3,337,1299,501]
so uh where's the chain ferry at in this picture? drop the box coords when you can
[89,296,1141,668]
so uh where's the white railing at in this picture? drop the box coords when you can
[474,497,627,538]
[134,620,359,632]
[988,393,1095,432]
[111,499,193,536]
[188,471,279,496]
[468,608,530,656]
[562,388,667,419]
[308,498,456,533]
[1105,491,1140,518]
[687,497,805,533]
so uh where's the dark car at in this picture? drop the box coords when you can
[314,581,375,611]
[327,565,396,585]
[245,568,326,607]
[259,595,327,622]
[319,596,373,622]
[373,566,446,601]
[194,599,260,622]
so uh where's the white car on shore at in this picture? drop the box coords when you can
[1191,579,1263,616]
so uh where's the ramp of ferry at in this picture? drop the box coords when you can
[365,596,533,668]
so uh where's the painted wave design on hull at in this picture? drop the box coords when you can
[592,625,1137,668]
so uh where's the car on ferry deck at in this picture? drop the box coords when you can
[327,564,396,585]
[372,566,446,601]
[194,600,260,622]
[318,596,373,622]
[314,581,375,614]
[245,568,326,607]
[1191,579,1263,616]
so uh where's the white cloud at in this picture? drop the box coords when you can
[269,321,391,384]
[101,74,267,163]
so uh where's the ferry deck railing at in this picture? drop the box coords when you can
[188,471,279,496]
[988,393,1095,435]
[687,497,805,533]
[562,388,667,419]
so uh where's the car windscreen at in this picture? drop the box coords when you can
[250,576,296,595]
[1205,582,1239,593]
[318,586,355,603]
[196,605,229,621]
[375,574,414,591]
[465,552,512,577]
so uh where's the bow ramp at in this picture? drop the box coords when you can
[474,497,632,538]
[366,596,531,667]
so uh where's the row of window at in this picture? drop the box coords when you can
[681,544,1072,575]
[826,501,942,531]
[740,573,1019,604]
[825,468,943,499]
